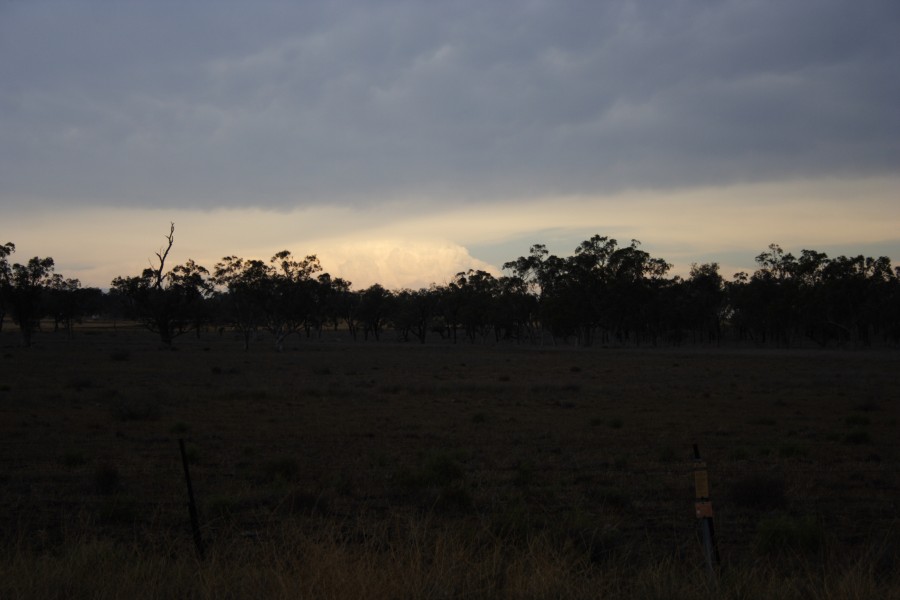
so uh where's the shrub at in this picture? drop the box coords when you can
[419,452,464,487]
[588,486,632,511]
[844,430,872,445]
[182,445,200,465]
[109,350,130,362]
[113,400,161,422]
[512,461,535,487]
[755,514,824,556]
[93,463,120,494]
[727,472,787,510]
[65,377,95,391]
[96,495,139,525]
[778,443,806,458]
[262,457,300,483]
[728,447,750,460]
[657,445,677,462]
[433,486,474,513]
[278,488,329,516]
[59,452,87,468]
[204,494,243,525]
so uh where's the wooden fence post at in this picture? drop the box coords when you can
[693,443,720,578]
[180,439,205,559]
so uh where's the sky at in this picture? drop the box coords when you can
[3,0,899,290]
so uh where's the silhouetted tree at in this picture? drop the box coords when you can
[391,288,438,343]
[46,275,84,338]
[329,277,360,340]
[0,242,15,333]
[213,256,272,351]
[314,276,350,332]
[7,256,56,346]
[819,254,893,346]
[494,275,538,342]
[358,284,391,341]
[684,263,726,344]
[450,270,498,342]
[267,251,324,350]
[111,224,212,346]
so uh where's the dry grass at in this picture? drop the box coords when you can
[2,520,897,599]
[1,325,898,597]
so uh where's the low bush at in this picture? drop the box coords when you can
[112,400,161,422]
[843,430,872,445]
[727,472,787,510]
[93,463,120,494]
[755,514,825,556]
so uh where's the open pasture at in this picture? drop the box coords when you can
[0,327,898,598]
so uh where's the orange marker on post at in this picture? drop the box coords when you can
[693,444,720,574]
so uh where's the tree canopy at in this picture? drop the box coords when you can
[2,228,899,349]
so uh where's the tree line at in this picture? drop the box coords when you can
[2,226,899,349]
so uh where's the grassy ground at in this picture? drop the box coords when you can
[1,325,898,598]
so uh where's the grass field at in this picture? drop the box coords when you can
[1,325,898,598]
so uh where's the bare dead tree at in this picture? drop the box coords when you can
[111,222,212,346]
[150,222,176,289]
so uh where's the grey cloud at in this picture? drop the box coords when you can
[1,0,898,211]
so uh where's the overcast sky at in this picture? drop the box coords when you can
[3,0,899,289]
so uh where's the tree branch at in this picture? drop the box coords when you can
[151,223,175,289]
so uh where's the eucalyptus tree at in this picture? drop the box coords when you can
[267,251,324,349]
[311,273,352,336]
[725,244,799,346]
[502,244,550,296]
[5,255,56,346]
[819,254,895,345]
[213,256,272,351]
[111,224,213,346]
[328,277,360,340]
[391,287,438,343]
[504,236,675,346]
[433,282,462,343]
[602,240,671,344]
[45,275,85,338]
[505,242,587,344]
[358,284,392,341]
[0,242,15,332]
[683,263,726,344]
[503,244,559,342]
[494,275,538,342]
[792,250,832,345]
[449,270,499,342]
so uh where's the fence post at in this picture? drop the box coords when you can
[693,443,719,578]
[179,439,205,559]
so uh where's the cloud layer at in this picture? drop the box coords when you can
[3,0,898,212]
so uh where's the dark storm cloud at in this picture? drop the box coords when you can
[2,0,898,210]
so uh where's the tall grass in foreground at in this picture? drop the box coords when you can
[2,518,897,600]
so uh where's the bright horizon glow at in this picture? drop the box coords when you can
[7,176,899,290]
